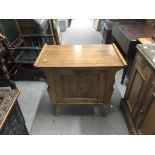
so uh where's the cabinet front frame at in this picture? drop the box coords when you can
[43,67,119,107]
[125,62,150,116]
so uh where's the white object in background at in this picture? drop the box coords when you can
[34,19,49,34]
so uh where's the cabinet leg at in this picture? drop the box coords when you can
[55,105,61,116]
[100,104,107,116]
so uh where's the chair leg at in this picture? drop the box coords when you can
[121,66,128,84]
[55,105,61,116]
[100,104,107,116]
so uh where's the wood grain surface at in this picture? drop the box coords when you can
[34,44,126,68]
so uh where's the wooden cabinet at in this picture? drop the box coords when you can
[124,54,152,118]
[121,43,155,135]
[35,44,126,115]
[133,77,155,134]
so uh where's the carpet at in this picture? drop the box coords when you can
[30,83,128,135]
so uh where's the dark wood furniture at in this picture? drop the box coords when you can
[112,21,155,84]
[102,20,115,44]
[121,42,155,135]
[17,19,47,34]
[0,34,28,135]
[0,19,54,80]
[0,34,17,88]
[0,89,28,135]
[49,20,61,45]
[34,44,127,115]
[103,23,112,44]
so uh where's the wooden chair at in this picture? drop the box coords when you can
[0,19,54,80]
[0,33,17,88]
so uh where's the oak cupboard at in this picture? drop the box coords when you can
[35,44,126,115]
[121,40,155,134]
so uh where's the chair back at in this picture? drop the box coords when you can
[0,19,20,45]
[0,33,17,89]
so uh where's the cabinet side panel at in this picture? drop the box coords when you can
[44,69,57,104]
[103,70,116,103]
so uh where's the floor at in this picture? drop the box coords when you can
[16,19,129,134]
[61,20,103,45]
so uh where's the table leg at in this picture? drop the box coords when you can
[121,66,128,84]
[55,104,61,116]
[121,54,129,84]
[100,104,107,116]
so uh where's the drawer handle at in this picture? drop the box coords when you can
[140,60,146,69]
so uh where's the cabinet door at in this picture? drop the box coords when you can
[138,98,155,135]
[53,69,107,104]
[134,80,155,135]
[125,62,150,118]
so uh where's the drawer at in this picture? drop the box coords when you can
[136,54,152,79]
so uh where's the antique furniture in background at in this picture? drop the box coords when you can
[17,19,61,45]
[49,20,62,45]
[0,89,28,135]
[121,41,155,135]
[145,19,155,28]
[0,32,16,85]
[102,20,115,44]
[0,19,54,80]
[112,21,155,84]
[96,19,114,44]
[58,19,71,32]
[0,34,28,135]
[17,19,44,34]
[0,34,16,88]
[34,44,127,115]
[17,19,50,35]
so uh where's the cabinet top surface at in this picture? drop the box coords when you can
[137,44,155,69]
[138,38,154,44]
[138,38,155,69]
[34,44,126,68]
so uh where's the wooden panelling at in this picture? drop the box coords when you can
[122,39,155,134]
[53,69,107,104]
